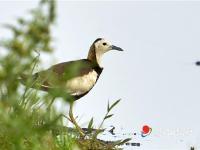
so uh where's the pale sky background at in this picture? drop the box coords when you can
[1,1,200,149]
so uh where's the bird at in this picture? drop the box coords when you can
[20,38,123,137]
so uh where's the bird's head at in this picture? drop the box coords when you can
[94,38,123,53]
[88,38,123,66]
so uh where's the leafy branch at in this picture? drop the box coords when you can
[91,99,121,139]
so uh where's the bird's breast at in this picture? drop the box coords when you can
[65,70,98,96]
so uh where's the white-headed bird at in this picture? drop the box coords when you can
[20,38,123,137]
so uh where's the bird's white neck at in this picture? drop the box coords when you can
[87,45,105,67]
[95,49,105,67]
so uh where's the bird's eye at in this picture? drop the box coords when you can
[103,42,107,46]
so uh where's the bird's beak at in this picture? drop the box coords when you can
[111,45,124,51]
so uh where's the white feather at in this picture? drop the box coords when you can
[65,70,98,96]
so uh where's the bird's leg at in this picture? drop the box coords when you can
[69,102,85,138]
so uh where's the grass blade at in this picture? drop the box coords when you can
[104,114,114,120]
[109,99,121,112]
[88,117,93,129]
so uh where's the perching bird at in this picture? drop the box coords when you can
[20,38,123,136]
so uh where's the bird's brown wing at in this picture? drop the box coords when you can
[51,59,94,78]
[33,59,95,91]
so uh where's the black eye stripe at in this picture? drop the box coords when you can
[103,42,107,46]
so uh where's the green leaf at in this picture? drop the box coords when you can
[109,99,121,112]
[107,101,110,112]
[104,114,114,120]
[88,117,93,129]
[116,138,132,146]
